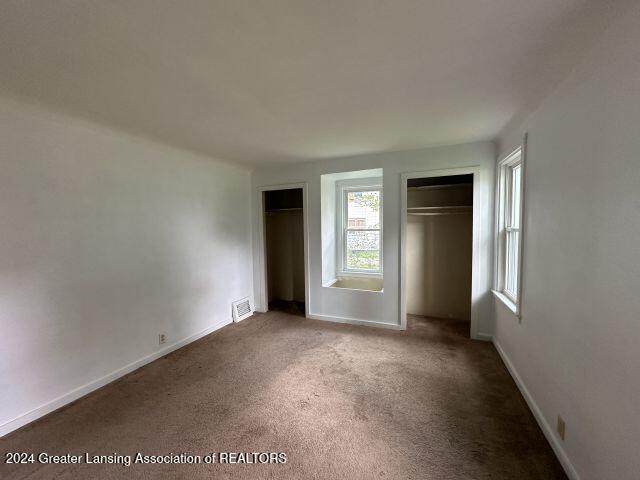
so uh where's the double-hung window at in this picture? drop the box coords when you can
[495,147,524,314]
[337,180,382,275]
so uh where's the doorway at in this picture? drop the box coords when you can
[400,168,482,338]
[259,185,308,317]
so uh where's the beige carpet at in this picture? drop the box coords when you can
[1,312,566,479]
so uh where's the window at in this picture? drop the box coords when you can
[337,180,382,275]
[495,147,524,314]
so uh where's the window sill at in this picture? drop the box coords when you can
[325,276,383,292]
[492,290,520,318]
[336,271,382,279]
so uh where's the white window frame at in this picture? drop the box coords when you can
[494,143,525,317]
[336,178,383,277]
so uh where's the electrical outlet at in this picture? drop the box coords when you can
[158,333,166,345]
[557,415,566,441]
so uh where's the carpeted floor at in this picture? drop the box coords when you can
[1,312,566,479]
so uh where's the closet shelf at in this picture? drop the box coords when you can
[266,207,304,212]
[408,183,472,190]
[407,205,472,216]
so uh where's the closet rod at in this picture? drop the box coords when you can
[407,205,471,210]
[266,207,303,212]
[408,183,472,190]
[408,212,471,216]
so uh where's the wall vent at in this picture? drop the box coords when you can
[232,297,253,322]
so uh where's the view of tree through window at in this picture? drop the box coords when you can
[345,190,381,271]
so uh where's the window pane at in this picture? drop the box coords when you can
[510,165,521,228]
[505,230,519,298]
[347,191,380,229]
[346,230,380,271]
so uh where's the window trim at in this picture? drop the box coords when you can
[493,140,526,317]
[336,178,383,277]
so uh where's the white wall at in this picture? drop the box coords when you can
[0,96,253,435]
[320,175,337,285]
[252,142,495,333]
[494,3,640,479]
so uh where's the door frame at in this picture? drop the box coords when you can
[256,182,309,316]
[399,166,482,338]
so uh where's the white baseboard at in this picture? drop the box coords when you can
[0,317,233,438]
[307,312,404,330]
[474,332,493,342]
[492,338,580,480]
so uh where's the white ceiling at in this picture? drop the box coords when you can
[0,1,619,166]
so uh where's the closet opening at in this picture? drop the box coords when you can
[263,187,306,316]
[403,173,474,337]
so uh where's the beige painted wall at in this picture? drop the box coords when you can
[266,210,305,303]
[406,188,472,321]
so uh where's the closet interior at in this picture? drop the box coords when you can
[264,188,305,315]
[406,174,473,326]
